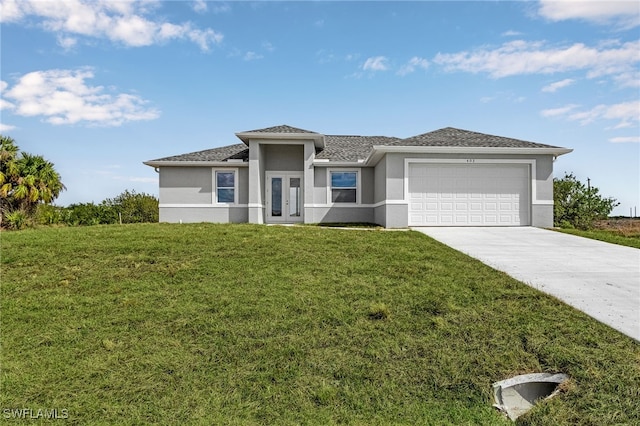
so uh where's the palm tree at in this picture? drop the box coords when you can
[0,135,65,223]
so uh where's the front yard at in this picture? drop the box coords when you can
[1,224,638,424]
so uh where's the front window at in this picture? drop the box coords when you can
[216,171,235,203]
[331,171,357,203]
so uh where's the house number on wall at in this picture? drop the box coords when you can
[466,159,475,163]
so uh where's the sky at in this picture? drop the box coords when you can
[1,0,638,216]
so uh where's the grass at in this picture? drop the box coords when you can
[2,224,639,425]
[554,218,640,249]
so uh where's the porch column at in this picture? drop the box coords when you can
[248,140,263,224]
[303,140,315,224]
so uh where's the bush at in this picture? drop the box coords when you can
[35,204,66,226]
[4,210,30,230]
[104,190,158,224]
[66,203,118,226]
[554,173,619,230]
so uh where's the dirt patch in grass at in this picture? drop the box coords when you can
[593,218,640,237]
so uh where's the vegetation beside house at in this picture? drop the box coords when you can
[553,172,619,230]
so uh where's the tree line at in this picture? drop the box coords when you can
[1,135,157,230]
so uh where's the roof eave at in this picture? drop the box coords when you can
[313,160,367,167]
[235,132,325,149]
[364,145,573,166]
[143,160,249,167]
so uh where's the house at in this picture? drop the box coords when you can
[143,125,572,228]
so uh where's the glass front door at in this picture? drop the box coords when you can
[267,173,303,223]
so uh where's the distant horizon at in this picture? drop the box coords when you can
[1,0,638,215]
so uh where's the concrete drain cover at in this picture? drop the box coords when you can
[492,373,569,420]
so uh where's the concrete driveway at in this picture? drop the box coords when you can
[413,227,640,341]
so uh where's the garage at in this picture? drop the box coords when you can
[408,163,530,226]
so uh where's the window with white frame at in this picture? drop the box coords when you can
[215,170,236,203]
[330,171,358,203]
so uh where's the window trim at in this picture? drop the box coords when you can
[327,169,361,205]
[213,168,238,205]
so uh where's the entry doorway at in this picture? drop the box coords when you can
[266,172,304,223]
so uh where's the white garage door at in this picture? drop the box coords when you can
[408,163,530,226]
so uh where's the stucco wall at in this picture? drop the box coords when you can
[159,167,212,204]
[374,155,387,204]
[264,145,304,171]
[159,206,248,223]
[308,206,375,224]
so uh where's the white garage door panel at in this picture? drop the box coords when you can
[408,163,529,226]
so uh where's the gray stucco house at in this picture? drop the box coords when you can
[144,125,572,228]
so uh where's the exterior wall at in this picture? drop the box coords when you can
[264,145,304,171]
[158,166,248,223]
[309,166,376,225]
[308,206,375,223]
[159,167,212,204]
[374,156,387,227]
[360,168,375,205]
[248,141,264,223]
[160,206,248,223]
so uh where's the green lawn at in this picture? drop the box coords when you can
[553,228,640,249]
[2,224,638,425]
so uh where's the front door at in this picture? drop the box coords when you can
[266,172,303,223]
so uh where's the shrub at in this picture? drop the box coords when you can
[35,204,66,226]
[554,173,619,230]
[4,209,30,230]
[66,203,117,226]
[104,190,158,224]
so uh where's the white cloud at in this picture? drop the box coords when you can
[541,100,639,128]
[0,80,15,111]
[542,78,576,93]
[0,98,15,110]
[609,136,640,143]
[3,68,160,127]
[433,39,639,88]
[128,176,158,183]
[192,0,207,14]
[397,57,429,76]
[362,56,389,72]
[56,34,78,50]
[0,0,223,51]
[0,123,16,132]
[243,51,263,61]
[262,41,275,52]
[538,0,640,28]
[502,30,523,37]
[540,104,580,117]
[210,3,231,14]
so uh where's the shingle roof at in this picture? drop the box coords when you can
[395,127,563,149]
[147,126,565,164]
[149,144,248,162]
[317,135,401,161]
[240,124,318,134]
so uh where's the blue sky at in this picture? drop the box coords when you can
[1,0,638,216]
